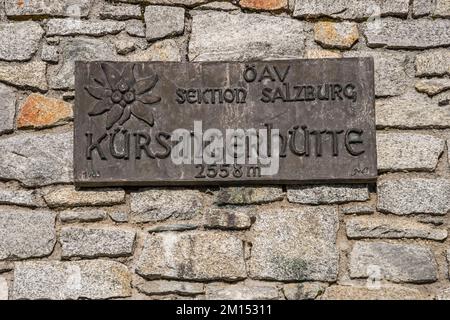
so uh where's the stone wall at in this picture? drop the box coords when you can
[0,0,449,300]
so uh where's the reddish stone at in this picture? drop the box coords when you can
[240,0,288,10]
[17,94,73,129]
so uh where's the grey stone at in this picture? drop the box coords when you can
[47,19,126,37]
[343,51,410,97]
[0,131,73,187]
[321,284,432,300]
[0,61,48,91]
[283,282,328,300]
[415,49,450,77]
[413,0,433,17]
[196,1,240,11]
[126,0,210,5]
[126,20,146,37]
[100,3,141,20]
[126,39,182,61]
[136,232,246,281]
[349,242,438,283]
[0,276,7,300]
[48,38,116,90]
[0,83,16,135]
[0,185,43,208]
[0,209,55,260]
[109,211,129,223]
[146,224,198,233]
[60,209,107,223]
[41,45,59,64]
[136,279,204,296]
[376,92,450,129]
[0,22,44,62]
[130,189,204,223]
[114,37,136,55]
[249,207,339,281]
[377,133,445,172]
[4,0,92,17]
[204,208,252,230]
[416,78,450,96]
[60,227,136,258]
[341,203,375,215]
[417,215,445,226]
[206,282,282,300]
[44,185,125,208]
[144,6,185,41]
[378,178,450,215]
[346,217,447,241]
[189,11,306,61]
[287,185,369,205]
[0,262,13,273]
[216,187,284,205]
[434,0,450,17]
[13,260,131,300]
[293,0,409,19]
[364,18,450,49]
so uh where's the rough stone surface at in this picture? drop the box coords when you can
[240,0,287,10]
[60,227,136,258]
[0,61,47,91]
[0,277,7,300]
[189,11,306,61]
[126,39,181,61]
[109,211,129,223]
[249,207,339,281]
[136,232,246,281]
[130,189,204,223]
[100,3,141,20]
[434,0,450,17]
[13,260,131,300]
[377,178,450,215]
[126,20,146,37]
[415,78,450,96]
[346,217,448,240]
[146,224,198,233]
[132,0,209,5]
[197,1,240,10]
[41,44,59,63]
[376,92,450,128]
[321,284,432,300]
[413,0,433,17]
[144,5,185,41]
[17,94,73,130]
[216,187,284,205]
[293,0,409,19]
[314,22,359,49]
[0,185,43,208]
[365,18,450,49]
[343,51,409,97]
[283,282,328,300]
[136,279,204,296]
[47,19,126,37]
[204,208,252,230]
[341,203,374,215]
[48,38,116,90]
[0,83,16,135]
[60,209,107,223]
[206,282,282,300]
[0,209,55,260]
[44,186,125,208]
[349,242,438,283]
[304,49,342,59]
[4,0,92,17]
[377,133,445,172]
[436,288,450,300]
[287,185,369,205]
[415,49,450,77]
[0,131,73,187]
[0,22,44,62]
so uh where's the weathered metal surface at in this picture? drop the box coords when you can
[74,59,376,187]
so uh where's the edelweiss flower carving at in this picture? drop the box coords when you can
[85,63,161,129]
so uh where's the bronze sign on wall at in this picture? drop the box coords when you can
[74,58,377,187]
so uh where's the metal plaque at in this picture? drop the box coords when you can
[74,58,377,187]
